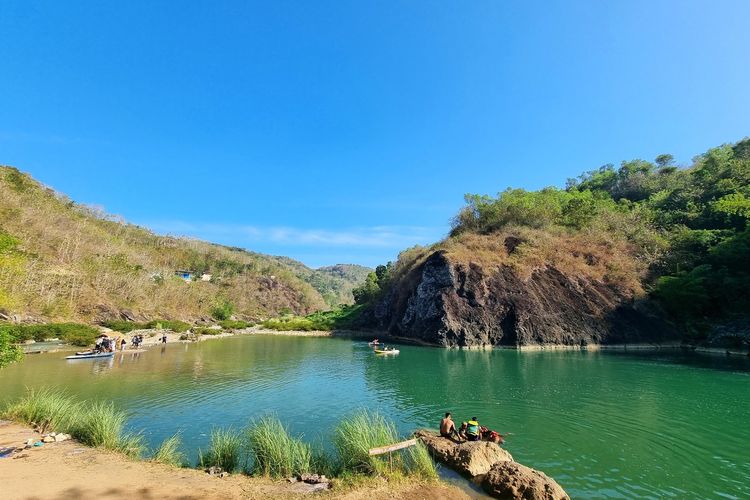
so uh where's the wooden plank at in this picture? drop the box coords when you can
[368,438,417,456]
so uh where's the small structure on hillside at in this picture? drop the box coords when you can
[175,270,194,282]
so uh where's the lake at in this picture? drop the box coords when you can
[1,335,748,498]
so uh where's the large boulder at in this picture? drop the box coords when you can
[415,430,513,477]
[482,461,569,500]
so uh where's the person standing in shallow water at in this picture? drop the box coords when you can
[440,412,460,441]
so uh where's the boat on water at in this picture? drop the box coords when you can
[65,352,115,360]
[374,348,399,355]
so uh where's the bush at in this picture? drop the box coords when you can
[245,416,313,478]
[0,323,99,347]
[0,329,23,368]
[146,320,190,333]
[2,387,77,433]
[152,434,186,467]
[192,327,222,336]
[101,320,148,333]
[199,427,244,472]
[211,300,234,321]
[218,319,253,330]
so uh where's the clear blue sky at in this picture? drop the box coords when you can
[1,1,748,268]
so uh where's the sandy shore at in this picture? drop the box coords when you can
[0,421,467,500]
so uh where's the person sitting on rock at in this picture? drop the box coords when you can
[466,417,481,441]
[440,412,460,441]
[458,421,468,440]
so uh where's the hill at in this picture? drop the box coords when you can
[0,166,363,323]
[357,139,750,348]
[269,257,371,306]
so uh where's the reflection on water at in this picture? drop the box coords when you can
[0,336,748,499]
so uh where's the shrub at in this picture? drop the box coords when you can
[0,323,99,347]
[67,400,144,457]
[101,320,148,333]
[245,416,313,478]
[218,319,253,330]
[211,300,235,321]
[199,427,244,472]
[192,327,222,336]
[146,320,190,333]
[152,434,186,467]
[0,329,23,368]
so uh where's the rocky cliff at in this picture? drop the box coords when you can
[371,245,676,348]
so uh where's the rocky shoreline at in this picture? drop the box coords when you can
[415,430,569,499]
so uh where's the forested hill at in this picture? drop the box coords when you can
[0,166,362,323]
[357,138,749,348]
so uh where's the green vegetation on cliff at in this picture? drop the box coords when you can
[371,138,749,344]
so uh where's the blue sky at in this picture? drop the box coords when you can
[1,1,749,268]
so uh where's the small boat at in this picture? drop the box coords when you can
[374,348,399,355]
[65,352,115,360]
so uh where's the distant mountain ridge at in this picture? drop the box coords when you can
[0,166,367,323]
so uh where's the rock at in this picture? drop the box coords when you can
[25,438,34,447]
[415,430,513,477]
[120,309,137,321]
[297,473,329,484]
[205,466,224,476]
[54,433,69,442]
[482,461,569,500]
[42,435,55,443]
[372,250,677,348]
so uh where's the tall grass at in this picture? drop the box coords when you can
[245,416,313,477]
[152,434,186,467]
[2,388,144,457]
[3,387,77,433]
[333,410,437,479]
[199,427,244,472]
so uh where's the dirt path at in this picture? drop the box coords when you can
[0,422,468,500]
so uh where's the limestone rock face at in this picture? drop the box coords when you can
[482,461,569,500]
[415,430,513,477]
[373,251,676,348]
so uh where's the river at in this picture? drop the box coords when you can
[1,335,748,498]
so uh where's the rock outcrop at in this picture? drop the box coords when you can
[414,430,513,476]
[415,430,569,500]
[373,250,676,348]
[482,461,569,500]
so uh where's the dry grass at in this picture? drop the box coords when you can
[0,166,327,321]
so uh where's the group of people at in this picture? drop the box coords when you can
[440,412,504,444]
[93,335,129,353]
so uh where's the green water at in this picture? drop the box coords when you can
[0,335,748,498]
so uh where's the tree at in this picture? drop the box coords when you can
[655,154,674,168]
[0,329,23,368]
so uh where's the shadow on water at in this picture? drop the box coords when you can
[601,349,750,373]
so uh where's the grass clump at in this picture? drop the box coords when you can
[245,416,313,478]
[67,400,144,457]
[192,327,222,336]
[152,434,186,467]
[2,387,77,433]
[199,427,244,472]
[333,410,437,479]
[3,389,143,457]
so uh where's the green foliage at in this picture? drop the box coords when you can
[333,409,436,479]
[192,327,222,335]
[0,329,23,368]
[261,305,363,331]
[145,319,191,333]
[211,300,234,321]
[0,323,99,346]
[199,427,244,472]
[101,320,149,332]
[444,137,750,332]
[152,434,186,467]
[218,319,254,330]
[2,389,144,457]
[245,416,313,477]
